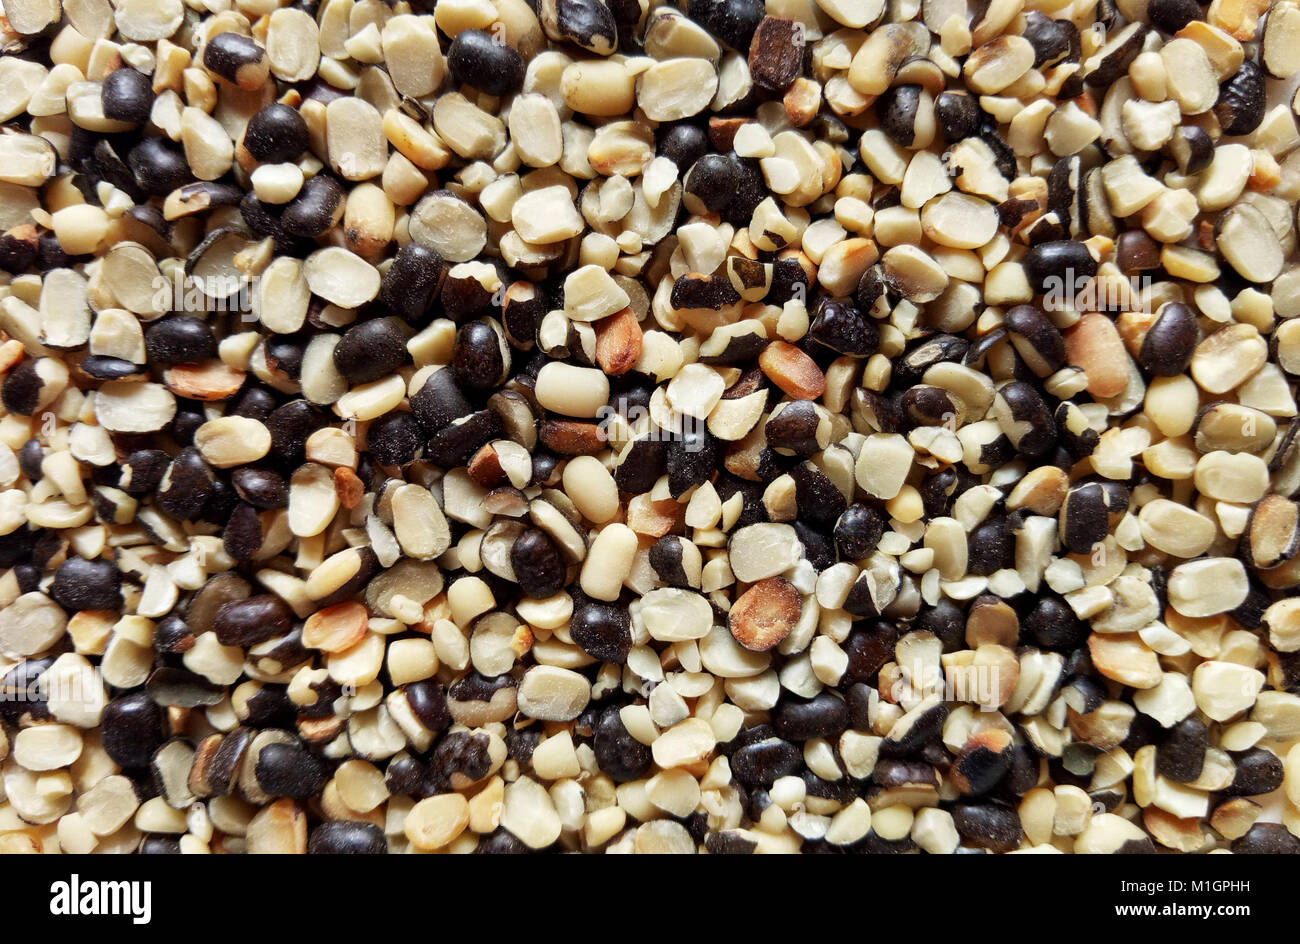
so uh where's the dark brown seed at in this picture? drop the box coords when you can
[747,16,804,92]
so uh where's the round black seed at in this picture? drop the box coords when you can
[144,315,218,366]
[1214,60,1266,135]
[308,821,388,854]
[140,836,182,854]
[405,680,452,734]
[333,317,411,385]
[1156,717,1207,782]
[934,90,980,142]
[951,803,1023,852]
[50,557,122,611]
[1023,595,1088,651]
[224,502,263,561]
[730,733,802,789]
[542,0,619,53]
[447,29,526,96]
[685,0,763,51]
[1021,239,1097,296]
[452,320,507,392]
[410,367,474,434]
[1138,302,1197,375]
[121,449,169,495]
[281,173,345,237]
[1223,748,1284,796]
[381,242,446,324]
[878,84,923,147]
[101,67,154,124]
[156,447,213,521]
[593,703,652,782]
[1060,482,1109,554]
[242,103,308,165]
[1231,823,1300,854]
[102,693,165,769]
[230,467,288,509]
[128,136,192,196]
[968,517,1013,575]
[667,427,723,496]
[213,595,293,647]
[835,504,886,560]
[265,400,328,464]
[684,153,737,213]
[255,741,329,798]
[152,616,195,656]
[1147,0,1201,33]
[658,122,709,168]
[809,298,878,356]
[570,599,633,663]
[765,399,821,455]
[363,411,421,467]
[772,692,849,741]
[510,528,567,598]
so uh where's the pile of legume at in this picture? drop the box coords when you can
[1,0,1300,855]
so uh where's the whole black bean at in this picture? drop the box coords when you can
[231,467,288,509]
[382,242,446,323]
[213,594,293,647]
[255,741,329,798]
[332,317,411,386]
[729,734,802,789]
[968,517,1013,575]
[309,821,388,854]
[425,409,505,468]
[405,680,452,734]
[102,693,165,768]
[834,504,886,560]
[1156,717,1207,782]
[900,385,957,427]
[765,400,822,456]
[152,616,195,656]
[951,802,1023,852]
[510,528,567,598]
[1223,748,1284,796]
[934,90,980,142]
[281,173,345,237]
[570,598,633,663]
[1023,595,1088,651]
[127,136,191,196]
[658,122,709,168]
[1214,60,1266,135]
[667,427,723,496]
[50,557,122,611]
[447,29,526,96]
[1138,302,1197,375]
[593,703,652,782]
[809,298,878,356]
[878,85,924,147]
[1021,239,1097,296]
[791,461,846,528]
[140,836,182,854]
[155,447,213,521]
[772,692,849,741]
[1147,0,1201,32]
[684,153,736,213]
[1231,823,1300,854]
[362,411,420,467]
[241,103,308,165]
[410,368,474,435]
[475,829,533,854]
[18,438,43,482]
[452,320,508,392]
[145,315,217,366]
[223,502,263,561]
[101,67,153,124]
[685,0,763,51]
[1060,482,1109,554]
[266,400,328,464]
